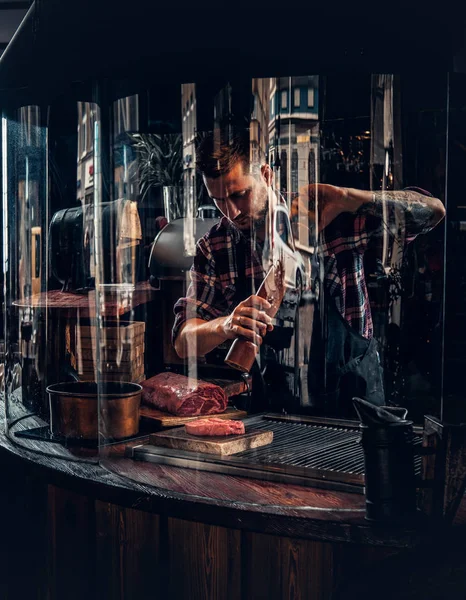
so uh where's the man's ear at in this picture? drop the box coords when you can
[261,164,273,187]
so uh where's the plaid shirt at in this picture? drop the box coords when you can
[321,189,435,338]
[172,217,265,344]
[173,190,435,342]
[320,210,376,338]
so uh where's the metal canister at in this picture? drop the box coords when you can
[361,421,417,522]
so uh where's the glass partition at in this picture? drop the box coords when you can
[3,97,101,461]
[94,74,447,501]
[2,72,449,496]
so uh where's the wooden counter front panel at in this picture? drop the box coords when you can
[241,531,336,600]
[166,518,338,600]
[0,475,410,600]
[43,491,346,600]
[95,501,161,600]
[47,487,97,600]
[167,518,242,600]
[0,466,49,600]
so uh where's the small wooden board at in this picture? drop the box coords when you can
[149,426,273,456]
[140,405,247,428]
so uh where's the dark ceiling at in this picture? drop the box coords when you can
[0,1,464,107]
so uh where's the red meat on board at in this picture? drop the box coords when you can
[141,372,228,416]
[185,418,245,436]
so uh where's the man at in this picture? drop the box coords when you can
[172,134,277,359]
[172,132,445,415]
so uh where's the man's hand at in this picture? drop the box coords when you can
[221,295,274,346]
[174,295,274,358]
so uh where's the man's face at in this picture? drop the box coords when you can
[203,162,270,231]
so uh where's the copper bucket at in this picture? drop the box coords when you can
[47,381,142,440]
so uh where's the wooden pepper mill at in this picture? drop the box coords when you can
[225,261,286,373]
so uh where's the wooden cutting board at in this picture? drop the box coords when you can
[140,405,247,428]
[149,426,273,456]
[139,377,249,428]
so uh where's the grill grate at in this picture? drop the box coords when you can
[230,416,422,475]
[237,418,366,474]
[130,413,423,493]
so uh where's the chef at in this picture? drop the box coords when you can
[172,130,445,416]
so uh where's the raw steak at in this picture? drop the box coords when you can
[141,372,227,416]
[185,418,245,436]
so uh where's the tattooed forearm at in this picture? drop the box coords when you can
[366,190,446,234]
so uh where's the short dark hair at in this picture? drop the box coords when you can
[196,130,250,179]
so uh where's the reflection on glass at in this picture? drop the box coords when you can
[2,99,106,461]
[1,73,449,492]
[169,75,446,423]
[4,106,48,427]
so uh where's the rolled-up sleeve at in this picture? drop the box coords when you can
[172,236,230,344]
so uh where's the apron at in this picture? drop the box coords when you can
[308,291,385,418]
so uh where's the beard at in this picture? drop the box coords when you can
[233,205,267,231]
[250,185,269,227]
[231,184,270,231]
[252,205,268,227]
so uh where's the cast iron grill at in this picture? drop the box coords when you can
[130,414,423,494]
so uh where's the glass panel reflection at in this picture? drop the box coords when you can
[3,99,102,461]
[2,72,447,494]
[160,76,446,425]
[4,106,46,427]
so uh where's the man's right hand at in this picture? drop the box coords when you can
[221,295,274,346]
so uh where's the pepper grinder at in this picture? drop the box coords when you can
[225,261,285,372]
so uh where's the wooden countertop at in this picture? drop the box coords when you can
[1,398,464,548]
